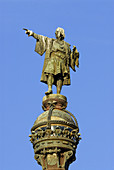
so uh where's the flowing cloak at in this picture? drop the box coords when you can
[33,33,71,86]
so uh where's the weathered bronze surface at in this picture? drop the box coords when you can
[24,27,79,95]
[29,95,81,170]
[24,28,81,170]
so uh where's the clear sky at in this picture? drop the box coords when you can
[0,0,114,170]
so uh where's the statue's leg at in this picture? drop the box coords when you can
[45,74,54,95]
[57,79,63,94]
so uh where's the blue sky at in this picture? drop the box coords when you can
[0,0,114,170]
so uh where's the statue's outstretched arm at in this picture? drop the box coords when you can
[23,28,47,56]
[23,28,40,39]
[23,28,34,37]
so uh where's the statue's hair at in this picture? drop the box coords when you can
[55,27,65,39]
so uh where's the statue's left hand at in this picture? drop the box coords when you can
[76,58,79,68]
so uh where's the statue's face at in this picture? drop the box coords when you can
[55,27,65,40]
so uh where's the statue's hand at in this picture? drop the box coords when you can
[23,28,33,37]
[25,30,33,37]
[76,58,79,68]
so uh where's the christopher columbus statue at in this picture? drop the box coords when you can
[24,27,79,95]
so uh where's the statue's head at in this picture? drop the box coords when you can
[55,27,65,40]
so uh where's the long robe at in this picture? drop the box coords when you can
[33,33,71,86]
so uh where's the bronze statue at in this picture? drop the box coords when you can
[24,27,79,95]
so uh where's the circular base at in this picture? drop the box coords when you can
[42,94,67,111]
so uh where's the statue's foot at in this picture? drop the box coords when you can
[45,89,53,95]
